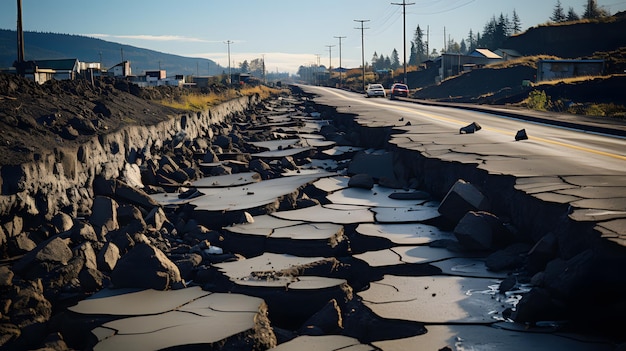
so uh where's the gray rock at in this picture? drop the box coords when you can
[111,243,182,290]
[515,128,528,141]
[74,242,98,271]
[438,179,490,224]
[89,196,119,233]
[202,148,220,163]
[145,207,168,231]
[0,266,14,287]
[514,287,566,323]
[453,211,503,251]
[114,180,159,210]
[2,215,23,238]
[213,135,232,149]
[459,121,482,134]
[97,242,120,272]
[250,159,271,173]
[70,221,99,243]
[527,232,558,274]
[50,212,73,235]
[78,267,104,292]
[280,156,298,170]
[348,173,374,190]
[8,233,36,256]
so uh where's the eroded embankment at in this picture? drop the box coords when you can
[0,95,260,244]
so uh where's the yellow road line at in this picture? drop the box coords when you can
[322,88,626,161]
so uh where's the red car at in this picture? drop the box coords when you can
[389,83,409,99]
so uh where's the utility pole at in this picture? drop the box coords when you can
[334,35,346,88]
[392,0,414,85]
[16,0,25,74]
[426,25,429,60]
[354,19,369,92]
[325,44,335,86]
[225,40,233,84]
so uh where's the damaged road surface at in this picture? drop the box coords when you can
[3,86,624,350]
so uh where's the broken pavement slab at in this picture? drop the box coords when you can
[358,275,510,324]
[271,204,375,224]
[356,223,454,245]
[68,286,276,350]
[269,335,376,351]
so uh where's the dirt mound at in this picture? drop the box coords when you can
[0,74,183,165]
[412,65,537,103]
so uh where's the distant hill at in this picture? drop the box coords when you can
[0,29,223,76]
[503,12,626,58]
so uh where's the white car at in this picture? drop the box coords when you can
[365,84,386,98]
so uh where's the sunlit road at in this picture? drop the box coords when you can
[303,85,626,170]
[300,85,626,242]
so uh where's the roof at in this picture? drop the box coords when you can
[494,48,522,57]
[34,59,79,70]
[469,49,502,59]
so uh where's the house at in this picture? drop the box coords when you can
[536,59,605,82]
[439,49,502,81]
[110,61,132,77]
[494,49,522,61]
[20,58,80,84]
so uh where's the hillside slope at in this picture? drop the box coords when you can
[504,12,626,58]
[0,29,221,75]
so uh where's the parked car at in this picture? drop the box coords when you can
[365,83,386,98]
[389,83,409,99]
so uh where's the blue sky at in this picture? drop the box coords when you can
[2,0,625,74]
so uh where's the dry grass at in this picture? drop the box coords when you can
[487,55,560,69]
[533,75,612,86]
[159,85,281,111]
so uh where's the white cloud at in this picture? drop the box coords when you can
[86,33,218,43]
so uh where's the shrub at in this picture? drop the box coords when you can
[525,90,551,111]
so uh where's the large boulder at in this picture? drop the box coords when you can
[438,179,490,224]
[89,196,119,234]
[12,237,73,279]
[348,174,374,190]
[453,211,509,251]
[111,243,182,290]
[97,242,120,272]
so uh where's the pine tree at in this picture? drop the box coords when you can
[583,0,607,18]
[413,25,427,64]
[408,42,417,65]
[567,7,580,21]
[512,9,522,33]
[551,0,566,22]
[391,49,400,69]
[467,29,477,52]
[459,39,467,55]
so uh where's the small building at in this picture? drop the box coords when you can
[494,49,522,61]
[110,61,132,77]
[193,76,218,88]
[15,58,81,84]
[439,49,502,81]
[536,59,605,82]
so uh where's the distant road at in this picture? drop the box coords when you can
[301,85,626,171]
